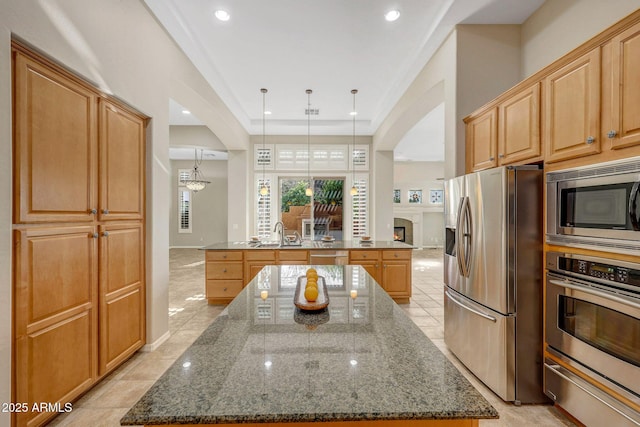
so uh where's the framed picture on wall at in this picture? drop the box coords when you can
[408,190,422,203]
[393,189,401,203]
[429,189,444,204]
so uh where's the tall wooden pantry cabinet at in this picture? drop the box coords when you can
[11,41,147,427]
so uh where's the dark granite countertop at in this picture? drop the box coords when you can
[201,240,415,250]
[121,265,498,425]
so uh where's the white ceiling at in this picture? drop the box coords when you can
[151,0,544,161]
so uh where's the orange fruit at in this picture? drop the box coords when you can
[304,286,318,302]
[306,268,317,276]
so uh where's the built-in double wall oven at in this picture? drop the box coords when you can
[545,251,640,426]
[546,157,640,255]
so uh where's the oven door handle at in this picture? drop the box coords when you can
[630,181,639,231]
[548,279,640,310]
[544,363,640,426]
[445,289,496,323]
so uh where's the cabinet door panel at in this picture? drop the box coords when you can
[13,52,97,223]
[15,226,97,329]
[498,83,541,164]
[544,49,601,162]
[99,100,145,220]
[610,24,640,149]
[465,108,497,172]
[99,223,145,374]
[15,311,96,427]
[382,262,410,295]
[101,288,144,374]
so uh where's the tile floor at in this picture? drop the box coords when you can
[48,248,576,426]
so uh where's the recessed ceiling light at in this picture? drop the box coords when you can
[350,111,358,116]
[182,109,191,115]
[384,10,400,22]
[214,10,230,21]
[264,111,272,115]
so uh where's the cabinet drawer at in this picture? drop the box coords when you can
[206,280,243,298]
[245,250,276,261]
[206,251,243,261]
[349,250,380,261]
[278,250,308,262]
[382,250,411,260]
[206,262,243,279]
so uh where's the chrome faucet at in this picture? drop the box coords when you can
[274,221,285,246]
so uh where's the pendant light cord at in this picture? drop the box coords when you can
[306,89,313,196]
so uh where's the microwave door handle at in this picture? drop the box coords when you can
[548,279,640,311]
[630,181,640,231]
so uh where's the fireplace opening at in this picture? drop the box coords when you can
[394,226,405,242]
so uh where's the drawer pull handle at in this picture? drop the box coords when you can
[223,287,227,291]
[363,254,367,258]
[394,253,398,257]
[223,268,227,273]
[607,130,617,139]
[223,255,227,259]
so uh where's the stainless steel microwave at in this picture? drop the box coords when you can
[546,157,640,255]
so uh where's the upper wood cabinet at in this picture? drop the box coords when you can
[465,107,497,172]
[498,83,541,165]
[13,51,98,223]
[543,48,601,163]
[99,100,146,221]
[465,83,541,173]
[608,22,640,150]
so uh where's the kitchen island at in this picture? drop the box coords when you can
[202,240,414,304]
[121,265,498,427]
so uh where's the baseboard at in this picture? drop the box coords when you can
[141,330,170,352]
[169,245,204,249]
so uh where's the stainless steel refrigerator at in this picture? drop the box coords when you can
[444,165,548,404]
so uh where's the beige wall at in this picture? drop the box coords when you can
[521,0,640,78]
[170,160,228,247]
[170,126,228,151]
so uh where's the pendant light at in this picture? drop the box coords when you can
[305,89,313,197]
[259,88,269,196]
[350,89,358,196]
[184,148,210,192]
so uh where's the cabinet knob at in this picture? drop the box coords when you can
[586,136,595,144]
[375,264,379,268]
[394,253,398,258]
[363,254,367,258]
[90,208,97,215]
[223,287,228,292]
[607,130,618,139]
[92,233,99,239]
[102,209,109,215]
[103,231,109,237]
[223,255,227,259]
[489,156,495,161]
[223,268,227,273]
[498,154,504,158]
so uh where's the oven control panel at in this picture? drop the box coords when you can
[558,258,639,289]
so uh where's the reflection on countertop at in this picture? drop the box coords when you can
[121,265,497,426]
[201,240,415,250]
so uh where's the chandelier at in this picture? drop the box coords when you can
[183,148,210,192]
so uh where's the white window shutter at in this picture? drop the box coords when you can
[256,177,272,239]
[351,175,368,238]
[178,189,192,233]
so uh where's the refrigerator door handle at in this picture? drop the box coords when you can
[457,196,472,278]
[446,289,497,323]
[455,197,465,276]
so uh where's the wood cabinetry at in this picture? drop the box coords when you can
[608,23,640,150]
[544,48,601,163]
[498,83,541,165]
[465,83,541,173]
[205,247,412,304]
[465,108,497,172]
[205,251,244,304]
[11,43,146,427]
[381,250,412,303]
[348,250,381,283]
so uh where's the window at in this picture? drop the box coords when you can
[257,177,272,239]
[351,175,368,238]
[178,169,192,233]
